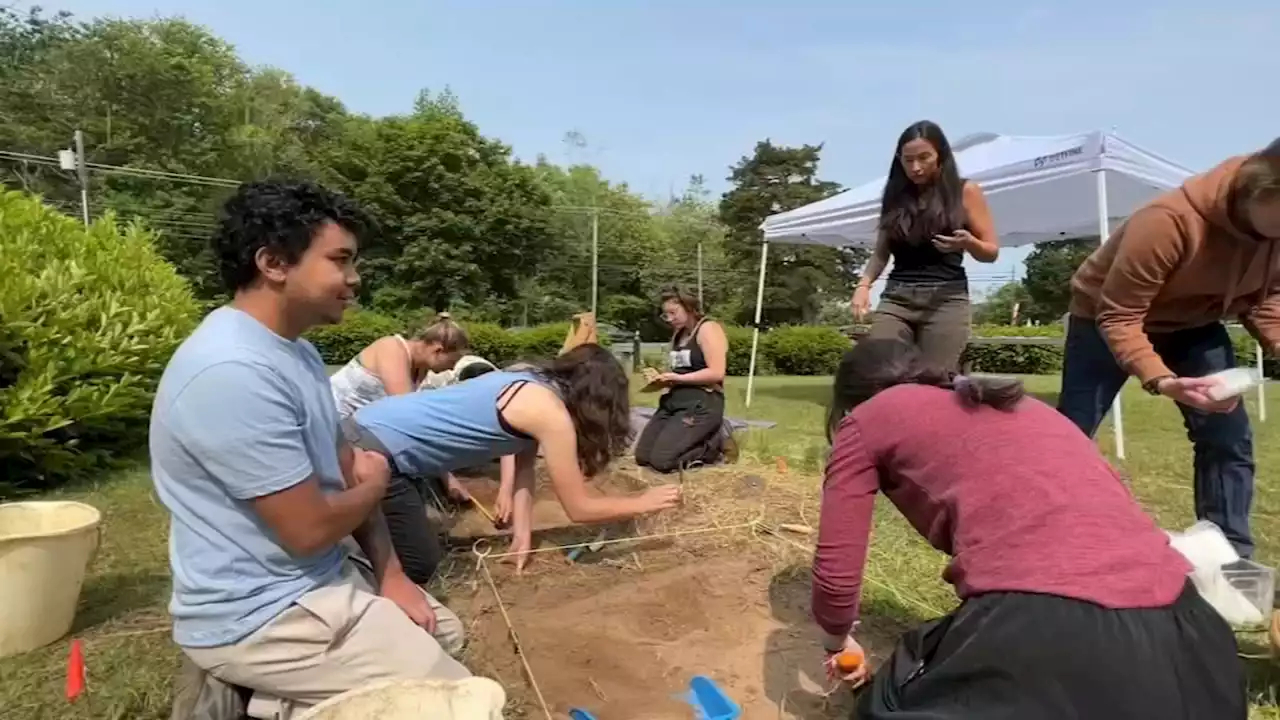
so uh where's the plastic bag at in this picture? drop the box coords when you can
[1166,521,1265,627]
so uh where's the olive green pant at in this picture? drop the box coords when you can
[867,281,971,371]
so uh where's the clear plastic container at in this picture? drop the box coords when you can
[1221,558,1277,618]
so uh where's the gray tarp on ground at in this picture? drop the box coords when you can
[629,407,776,451]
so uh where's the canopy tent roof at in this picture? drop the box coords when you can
[759,131,1194,248]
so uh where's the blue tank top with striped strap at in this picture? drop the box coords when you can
[353,370,547,477]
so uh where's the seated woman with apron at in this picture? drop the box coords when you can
[635,286,729,473]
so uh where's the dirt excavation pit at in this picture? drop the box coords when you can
[446,465,649,544]
[457,556,907,719]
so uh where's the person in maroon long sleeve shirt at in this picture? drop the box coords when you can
[815,339,1245,719]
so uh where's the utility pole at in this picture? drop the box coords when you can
[590,208,599,316]
[74,130,90,227]
[697,241,704,307]
[59,131,91,226]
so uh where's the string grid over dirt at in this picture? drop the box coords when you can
[440,464,910,719]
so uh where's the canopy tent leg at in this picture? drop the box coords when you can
[745,240,770,408]
[1095,169,1126,460]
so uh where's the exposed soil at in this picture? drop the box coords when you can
[446,466,649,543]
[456,555,908,719]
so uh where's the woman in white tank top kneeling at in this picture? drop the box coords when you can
[329,315,473,574]
[330,313,469,419]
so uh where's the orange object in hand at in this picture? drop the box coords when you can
[834,649,864,674]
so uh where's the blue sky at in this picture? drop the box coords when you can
[26,0,1280,293]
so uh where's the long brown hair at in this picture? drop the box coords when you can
[826,339,1025,442]
[535,343,632,476]
[878,120,967,246]
[416,312,469,353]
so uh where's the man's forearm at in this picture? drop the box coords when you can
[312,482,385,551]
[352,506,402,582]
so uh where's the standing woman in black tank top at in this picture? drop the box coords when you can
[852,121,1000,371]
[635,286,729,473]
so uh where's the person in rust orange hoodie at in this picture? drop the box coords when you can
[1059,139,1280,559]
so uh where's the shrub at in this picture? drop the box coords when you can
[972,324,1064,338]
[509,322,612,364]
[724,324,771,376]
[961,324,1065,374]
[762,326,851,376]
[0,192,200,492]
[1229,329,1280,379]
[304,309,405,366]
[510,323,572,361]
[961,344,1064,374]
[464,322,520,367]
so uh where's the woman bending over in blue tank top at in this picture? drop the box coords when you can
[347,344,682,574]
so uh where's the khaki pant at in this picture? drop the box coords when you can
[869,280,971,372]
[182,560,470,718]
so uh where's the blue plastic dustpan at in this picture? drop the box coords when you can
[683,675,741,720]
[571,675,739,720]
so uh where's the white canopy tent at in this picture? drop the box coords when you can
[748,130,1264,460]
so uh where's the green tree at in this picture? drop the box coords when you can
[652,175,739,321]
[324,93,557,317]
[532,162,676,330]
[718,140,866,326]
[973,281,1032,325]
[0,8,353,299]
[1023,237,1099,323]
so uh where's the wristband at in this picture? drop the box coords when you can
[1142,375,1175,396]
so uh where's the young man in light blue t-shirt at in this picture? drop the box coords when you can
[151,180,470,718]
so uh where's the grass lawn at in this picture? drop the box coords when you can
[2,375,1278,718]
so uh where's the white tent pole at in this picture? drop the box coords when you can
[1256,342,1267,422]
[745,240,770,408]
[1095,169,1125,460]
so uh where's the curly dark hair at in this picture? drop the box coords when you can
[212,179,374,292]
[878,120,967,246]
[535,343,632,476]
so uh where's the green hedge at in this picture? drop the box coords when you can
[761,326,851,376]
[724,325,768,376]
[1,192,200,492]
[308,316,1280,379]
[961,324,1280,377]
[305,313,612,367]
[962,324,1065,375]
[304,310,406,367]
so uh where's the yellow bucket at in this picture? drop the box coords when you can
[0,501,102,659]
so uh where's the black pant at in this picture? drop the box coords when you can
[634,387,725,473]
[341,418,443,585]
[857,583,1245,719]
[1056,318,1255,558]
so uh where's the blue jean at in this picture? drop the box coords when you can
[1057,318,1255,558]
